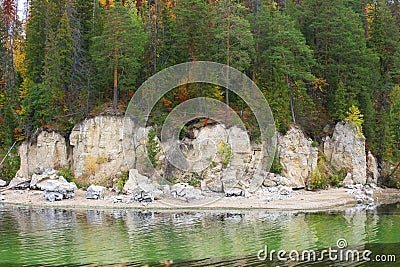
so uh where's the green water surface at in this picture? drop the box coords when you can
[0,203,399,266]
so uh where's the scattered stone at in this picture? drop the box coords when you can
[43,191,63,202]
[347,185,376,204]
[0,195,5,201]
[129,191,153,203]
[37,178,76,199]
[113,196,124,203]
[264,197,274,202]
[221,167,238,192]
[171,183,203,201]
[0,179,6,187]
[123,169,150,194]
[279,186,292,195]
[365,190,374,197]
[262,171,293,188]
[207,179,223,192]
[343,173,353,188]
[30,169,58,189]
[225,188,244,197]
[86,185,106,200]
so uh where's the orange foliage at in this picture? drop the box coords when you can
[175,86,189,103]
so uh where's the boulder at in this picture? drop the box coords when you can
[277,126,318,188]
[0,179,7,187]
[123,169,150,194]
[39,179,77,200]
[30,168,58,189]
[123,169,164,200]
[324,121,366,184]
[171,183,203,200]
[7,172,30,189]
[261,171,294,187]
[366,151,379,184]
[86,185,106,200]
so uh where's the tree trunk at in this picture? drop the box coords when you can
[225,0,231,122]
[113,65,118,110]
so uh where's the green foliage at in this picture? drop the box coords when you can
[90,1,147,107]
[252,3,316,131]
[147,128,160,167]
[309,166,328,190]
[58,168,74,183]
[218,141,233,169]
[115,170,129,192]
[183,173,202,187]
[308,154,345,190]
[345,105,364,135]
[270,150,283,174]
[0,149,20,182]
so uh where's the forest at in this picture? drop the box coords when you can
[0,0,399,185]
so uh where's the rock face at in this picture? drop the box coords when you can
[277,126,318,188]
[17,131,69,179]
[366,151,379,184]
[324,121,366,184]
[70,116,128,181]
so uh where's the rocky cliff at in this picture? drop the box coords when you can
[324,121,367,185]
[9,115,377,192]
[277,126,318,188]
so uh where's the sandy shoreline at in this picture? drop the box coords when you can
[2,187,400,212]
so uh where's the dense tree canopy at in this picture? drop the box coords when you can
[0,0,399,183]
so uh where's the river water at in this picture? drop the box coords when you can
[0,203,399,266]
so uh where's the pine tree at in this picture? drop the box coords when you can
[90,0,146,110]
[173,0,214,62]
[252,3,315,132]
[213,0,255,118]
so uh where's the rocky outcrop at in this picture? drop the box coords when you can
[366,151,379,184]
[16,131,69,179]
[12,114,373,198]
[324,121,366,184]
[277,126,318,188]
[70,116,129,181]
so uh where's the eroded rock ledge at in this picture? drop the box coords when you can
[7,115,380,203]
